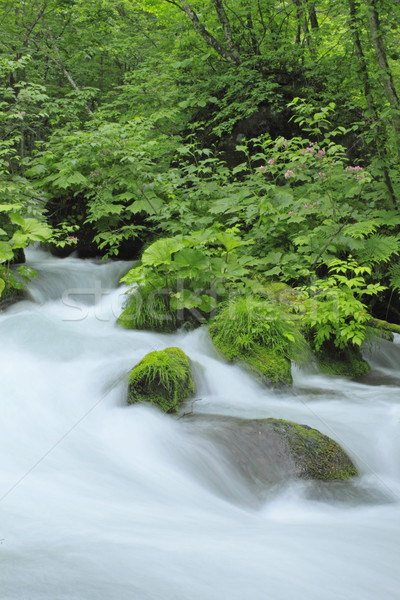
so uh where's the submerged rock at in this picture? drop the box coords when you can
[128,347,194,413]
[184,414,358,485]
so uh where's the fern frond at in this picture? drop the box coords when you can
[343,220,379,239]
[388,263,400,292]
[373,210,400,229]
[356,234,400,264]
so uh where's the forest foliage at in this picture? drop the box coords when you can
[0,0,400,349]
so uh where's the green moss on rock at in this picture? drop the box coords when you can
[211,331,292,385]
[128,347,194,413]
[208,296,302,386]
[268,418,358,480]
[315,344,370,378]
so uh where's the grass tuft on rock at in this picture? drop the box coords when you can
[209,295,307,386]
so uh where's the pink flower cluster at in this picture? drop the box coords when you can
[301,146,315,155]
[346,165,365,179]
[284,169,295,179]
[66,236,78,243]
[289,201,319,215]
[258,158,276,172]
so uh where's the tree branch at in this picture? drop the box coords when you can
[162,0,241,64]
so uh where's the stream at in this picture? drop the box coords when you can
[1,248,400,600]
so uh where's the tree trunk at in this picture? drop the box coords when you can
[308,2,319,29]
[212,0,241,63]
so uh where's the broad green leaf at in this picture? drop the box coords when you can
[22,219,52,240]
[0,241,14,263]
[217,230,247,252]
[9,212,25,227]
[173,248,208,278]
[197,294,217,313]
[142,238,185,267]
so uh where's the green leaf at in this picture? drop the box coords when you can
[0,204,22,213]
[0,242,14,263]
[173,248,209,278]
[9,212,25,227]
[141,238,185,267]
[216,229,248,252]
[197,294,217,313]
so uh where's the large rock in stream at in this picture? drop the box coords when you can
[183,414,358,488]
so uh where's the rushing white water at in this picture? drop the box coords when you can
[1,248,400,600]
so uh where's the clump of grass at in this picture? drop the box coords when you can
[209,295,308,385]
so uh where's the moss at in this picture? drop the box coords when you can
[374,329,394,342]
[268,418,358,480]
[366,325,394,342]
[211,330,292,385]
[128,347,194,413]
[315,343,370,378]
[208,296,296,385]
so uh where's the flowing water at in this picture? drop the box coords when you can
[1,249,400,600]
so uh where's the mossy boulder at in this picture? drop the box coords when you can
[210,331,292,386]
[315,343,370,378]
[268,418,358,480]
[128,347,194,413]
[186,414,358,484]
[208,296,301,386]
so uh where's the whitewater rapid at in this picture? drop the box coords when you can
[1,249,400,600]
